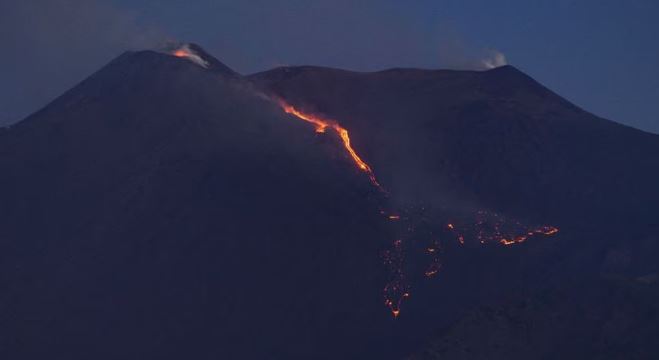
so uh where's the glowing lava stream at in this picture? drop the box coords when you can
[278,100,407,318]
[279,102,382,189]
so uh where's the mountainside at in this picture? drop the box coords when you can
[249,65,659,228]
[0,48,396,359]
[249,66,659,358]
[408,276,659,360]
[1,44,658,359]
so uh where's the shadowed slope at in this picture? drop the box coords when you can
[0,50,399,360]
[1,46,658,360]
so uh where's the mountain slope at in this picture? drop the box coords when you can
[409,276,659,360]
[249,63,659,359]
[0,49,399,359]
[249,65,659,229]
[1,45,658,359]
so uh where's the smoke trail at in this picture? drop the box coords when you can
[171,44,210,68]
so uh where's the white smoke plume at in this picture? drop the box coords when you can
[435,26,508,71]
[171,44,210,68]
[481,50,508,69]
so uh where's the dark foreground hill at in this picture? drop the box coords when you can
[1,44,658,359]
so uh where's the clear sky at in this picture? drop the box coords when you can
[2,0,658,133]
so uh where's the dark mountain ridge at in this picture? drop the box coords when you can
[1,44,658,359]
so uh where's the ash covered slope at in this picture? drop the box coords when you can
[0,48,397,359]
[249,65,659,228]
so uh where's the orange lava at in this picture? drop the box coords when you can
[447,214,559,247]
[172,49,191,58]
[425,269,439,277]
[499,238,517,246]
[279,102,381,188]
[385,292,409,318]
[425,263,441,277]
[538,226,559,236]
[499,226,559,246]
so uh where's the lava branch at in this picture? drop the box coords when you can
[278,101,382,189]
[446,211,559,247]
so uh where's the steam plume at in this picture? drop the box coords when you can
[482,50,508,69]
[171,44,210,68]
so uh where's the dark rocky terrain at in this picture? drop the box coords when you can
[1,44,658,359]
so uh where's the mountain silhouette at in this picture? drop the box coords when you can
[1,44,658,359]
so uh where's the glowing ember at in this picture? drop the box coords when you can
[538,226,559,236]
[424,237,443,279]
[279,101,381,188]
[425,263,441,277]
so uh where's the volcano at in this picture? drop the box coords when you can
[1,44,658,359]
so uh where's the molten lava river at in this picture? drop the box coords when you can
[279,102,381,189]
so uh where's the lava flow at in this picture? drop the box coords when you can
[273,99,560,320]
[277,100,410,316]
[278,102,381,189]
